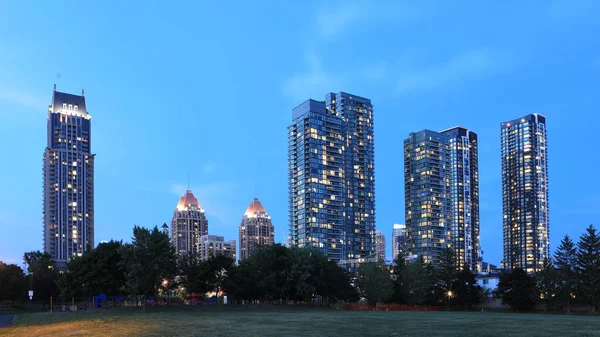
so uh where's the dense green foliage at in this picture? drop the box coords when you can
[0,262,27,305]
[356,262,394,305]
[4,223,600,314]
[224,245,357,304]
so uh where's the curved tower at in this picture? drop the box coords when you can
[171,190,208,255]
[239,197,274,260]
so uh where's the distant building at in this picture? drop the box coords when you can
[239,197,274,260]
[288,92,376,268]
[501,114,549,273]
[43,86,95,269]
[161,223,169,236]
[199,235,236,261]
[404,127,481,270]
[171,190,208,255]
[391,224,407,261]
[375,230,386,262]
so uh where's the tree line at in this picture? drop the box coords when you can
[2,223,599,313]
[496,224,600,313]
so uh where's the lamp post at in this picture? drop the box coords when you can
[162,280,169,305]
[447,290,453,309]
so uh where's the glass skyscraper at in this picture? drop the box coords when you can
[404,127,480,270]
[43,86,94,269]
[501,114,549,273]
[392,223,407,261]
[288,92,375,267]
[441,127,481,271]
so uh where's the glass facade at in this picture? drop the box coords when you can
[441,127,481,272]
[288,92,375,266]
[43,87,94,269]
[404,127,480,270]
[501,114,549,273]
[375,230,386,262]
[392,223,407,261]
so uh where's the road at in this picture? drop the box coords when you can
[0,314,14,328]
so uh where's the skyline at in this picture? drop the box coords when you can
[1,1,600,266]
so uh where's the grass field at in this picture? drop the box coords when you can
[1,306,600,337]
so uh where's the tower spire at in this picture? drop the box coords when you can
[187,173,190,190]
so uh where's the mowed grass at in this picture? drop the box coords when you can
[2,306,600,337]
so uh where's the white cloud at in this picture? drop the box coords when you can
[0,87,46,111]
[397,49,520,94]
[282,51,344,103]
[315,2,364,39]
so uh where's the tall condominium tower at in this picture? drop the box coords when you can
[239,197,274,260]
[441,127,481,271]
[404,127,480,270]
[501,114,549,273]
[288,92,375,267]
[392,223,407,261]
[375,230,386,262]
[43,86,94,269]
[171,189,208,255]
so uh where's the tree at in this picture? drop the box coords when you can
[58,240,127,302]
[436,248,458,307]
[356,262,394,305]
[120,226,177,309]
[23,251,59,309]
[205,255,235,303]
[496,269,536,311]
[554,235,577,313]
[576,224,600,313]
[391,255,407,304]
[535,259,559,311]
[402,260,430,306]
[177,250,209,297]
[0,262,27,305]
[451,265,481,309]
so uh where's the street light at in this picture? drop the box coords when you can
[162,280,169,305]
[447,290,453,309]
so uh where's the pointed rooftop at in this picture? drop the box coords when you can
[244,198,267,217]
[176,190,202,211]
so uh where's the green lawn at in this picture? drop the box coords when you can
[2,306,600,337]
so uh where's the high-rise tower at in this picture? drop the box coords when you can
[239,197,274,260]
[392,224,407,261]
[404,127,481,270]
[501,114,549,273]
[288,92,375,267]
[43,86,95,269]
[171,190,208,255]
[375,230,386,262]
[441,127,481,272]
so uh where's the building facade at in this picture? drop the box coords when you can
[171,189,208,255]
[392,223,407,261]
[43,86,95,268]
[501,114,549,273]
[404,127,480,270]
[199,235,236,261]
[288,92,375,267]
[239,197,274,260]
[375,230,386,262]
[441,127,481,271]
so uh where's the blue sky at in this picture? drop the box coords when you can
[1,1,599,266]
